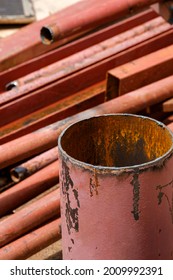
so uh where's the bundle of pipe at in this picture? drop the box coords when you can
[1,13,171,129]
[0,0,160,72]
[0,218,61,260]
[1,74,173,170]
[0,188,60,247]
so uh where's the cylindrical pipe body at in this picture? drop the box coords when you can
[40,0,160,44]
[58,114,173,259]
[0,188,60,247]
[10,147,58,182]
[0,161,59,217]
[0,219,61,260]
[1,74,173,169]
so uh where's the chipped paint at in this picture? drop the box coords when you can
[131,172,140,220]
[61,160,80,235]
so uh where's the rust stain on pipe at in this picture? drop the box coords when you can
[58,114,173,259]
[0,188,60,247]
[0,218,61,260]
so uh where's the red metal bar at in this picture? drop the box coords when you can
[0,218,61,260]
[1,75,173,169]
[40,0,160,45]
[0,8,157,92]
[1,23,172,128]
[106,44,173,99]
[0,0,159,72]
[0,188,60,247]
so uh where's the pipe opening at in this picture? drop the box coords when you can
[40,26,54,45]
[59,114,173,168]
[10,167,28,183]
[5,81,19,91]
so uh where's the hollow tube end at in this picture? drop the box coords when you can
[5,80,19,91]
[40,26,55,45]
[10,167,29,183]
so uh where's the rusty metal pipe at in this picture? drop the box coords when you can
[1,16,168,107]
[1,74,173,169]
[0,218,61,260]
[0,188,60,247]
[0,8,157,77]
[0,161,59,217]
[58,114,173,259]
[40,0,160,45]
[10,148,59,182]
[1,26,172,128]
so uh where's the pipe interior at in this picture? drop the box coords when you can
[60,115,173,168]
[40,27,53,45]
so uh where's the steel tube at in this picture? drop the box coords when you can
[0,8,157,92]
[40,0,160,45]
[0,16,168,108]
[0,161,59,218]
[0,218,61,260]
[1,74,173,170]
[1,23,172,128]
[0,188,60,247]
[58,114,173,259]
[10,149,59,182]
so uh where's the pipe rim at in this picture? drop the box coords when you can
[58,113,173,173]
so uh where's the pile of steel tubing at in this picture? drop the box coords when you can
[1,0,173,260]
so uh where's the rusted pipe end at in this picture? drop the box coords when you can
[40,24,60,45]
[59,114,173,171]
[5,81,19,91]
[10,167,28,183]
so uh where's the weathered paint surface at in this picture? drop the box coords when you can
[59,114,173,259]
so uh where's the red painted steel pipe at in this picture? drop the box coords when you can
[0,161,59,217]
[0,8,157,92]
[58,114,173,259]
[1,22,172,128]
[40,0,160,45]
[0,218,61,260]
[1,74,173,169]
[0,0,159,72]
[10,148,59,182]
[0,188,60,247]
[0,16,168,107]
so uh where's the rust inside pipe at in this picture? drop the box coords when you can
[60,114,173,168]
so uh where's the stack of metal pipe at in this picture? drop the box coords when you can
[0,0,173,260]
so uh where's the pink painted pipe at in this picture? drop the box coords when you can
[58,114,173,260]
